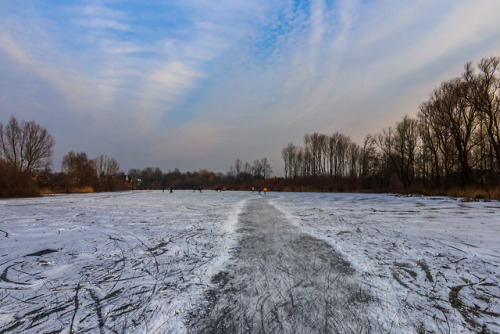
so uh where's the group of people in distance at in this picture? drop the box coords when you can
[251,187,267,194]
[162,187,268,194]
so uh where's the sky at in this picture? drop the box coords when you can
[1,0,500,176]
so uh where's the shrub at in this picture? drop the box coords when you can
[0,160,40,198]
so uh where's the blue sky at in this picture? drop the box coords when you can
[1,0,500,175]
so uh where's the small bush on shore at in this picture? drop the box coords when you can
[0,161,40,198]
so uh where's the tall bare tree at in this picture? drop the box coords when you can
[295,147,304,178]
[327,133,340,178]
[335,134,350,178]
[464,57,500,183]
[243,161,252,175]
[348,142,361,178]
[434,79,478,185]
[282,143,296,178]
[261,157,272,178]
[252,159,263,177]
[95,154,120,178]
[0,116,55,173]
[229,158,243,180]
[234,158,242,179]
[395,115,419,187]
[360,135,378,184]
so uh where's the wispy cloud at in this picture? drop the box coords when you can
[74,4,130,31]
[331,0,360,49]
[0,25,97,114]
[0,28,31,64]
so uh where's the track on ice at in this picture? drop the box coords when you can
[188,197,380,333]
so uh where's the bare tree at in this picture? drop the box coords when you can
[303,134,313,176]
[306,133,326,176]
[419,101,442,187]
[261,157,273,178]
[396,115,419,187]
[234,159,242,179]
[95,154,120,178]
[464,57,500,183]
[335,134,350,178]
[303,148,312,177]
[294,147,304,178]
[62,151,97,188]
[360,135,378,184]
[243,161,252,175]
[95,154,106,178]
[348,142,361,178]
[106,157,120,176]
[228,158,243,179]
[252,159,263,178]
[319,134,329,176]
[93,154,121,191]
[434,79,478,185]
[0,116,55,173]
[282,143,296,178]
[375,115,420,189]
[418,97,457,188]
[327,133,340,178]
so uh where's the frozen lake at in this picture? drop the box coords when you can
[1,191,499,333]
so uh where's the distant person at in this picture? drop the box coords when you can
[169,187,173,193]
[263,187,267,194]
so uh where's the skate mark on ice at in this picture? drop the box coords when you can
[189,198,379,333]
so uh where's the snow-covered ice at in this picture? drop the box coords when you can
[0,191,248,333]
[271,193,500,333]
[0,191,499,333]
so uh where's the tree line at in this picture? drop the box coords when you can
[281,57,500,198]
[127,157,273,191]
[0,115,273,197]
[0,115,129,197]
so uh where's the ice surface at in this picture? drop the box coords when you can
[1,191,499,333]
[0,191,248,333]
[271,193,500,333]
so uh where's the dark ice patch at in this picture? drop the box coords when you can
[26,249,58,257]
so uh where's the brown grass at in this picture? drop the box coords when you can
[39,187,94,195]
[445,187,500,201]
[70,186,94,194]
[40,188,57,195]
